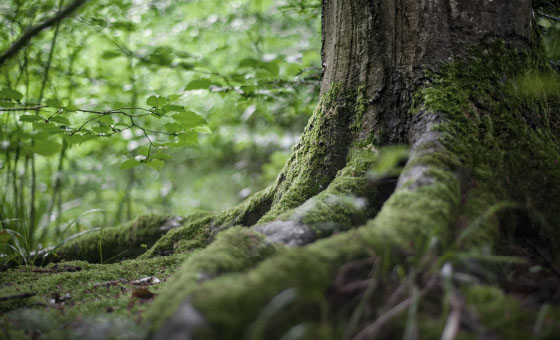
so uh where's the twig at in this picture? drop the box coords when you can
[0,106,44,111]
[352,276,437,340]
[441,290,463,340]
[0,0,89,67]
[536,10,560,22]
[0,292,36,302]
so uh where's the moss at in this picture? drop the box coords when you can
[0,254,186,339]
[349,84,367,134]
[143,187,275,257]
[146,227,278,333]
[177,162,461,339]
[462,285,536,339]
[259,83,359,222]
[272,150,380,238]
[45,214,181,264]
[419,41,560,258]
[142,215,213,257]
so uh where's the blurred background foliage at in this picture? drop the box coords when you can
[0,0,321,263]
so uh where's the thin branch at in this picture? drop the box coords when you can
[536,10,560,22]
[0,0,89,67]
[0,292,36,302]
[0,106,44,111]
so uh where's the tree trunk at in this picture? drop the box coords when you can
[5,1,560,339]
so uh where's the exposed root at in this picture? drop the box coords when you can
[143,186,275,257]
[147,227,278,335]
[43,214,183,264]
[148,113,464,339]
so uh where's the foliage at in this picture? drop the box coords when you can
[0,0,321,263]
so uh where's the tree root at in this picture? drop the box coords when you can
[42,214,184,264]
[148,113,465,339]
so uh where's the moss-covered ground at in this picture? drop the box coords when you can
[1,255,186,339]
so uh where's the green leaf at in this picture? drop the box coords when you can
[261,60,279,76]
[137,147,150,157]
[176,131,198,146]
[63,105,78,112]
[92,126,111,133]
[64,134,95,145]
[146,159,165,170]
[240,85,256,95]
[185,79,212,91]
[164,123,183,133]
[146,95,166,108]
[0,100,15,108]
[111,21,137,32]
[120,159,142,169]
[32,139,62,156]
[0,88,23,101]
[33,122,61,134]
[19,115,43,122]
[172,111,207,129]
[45,98,62,107]
[152,153,172,160]
[98,115,114,125]
[239,58,259,68]
[238,58,279,76]
[167,94,183,103]
[179,62,195,70]
[50,116,70,125]
[101,50,122,59]
[162,104,185,113]
[194,125,212,134]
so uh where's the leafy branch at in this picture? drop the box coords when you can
[0,0,90,67]
[0,91,211,170]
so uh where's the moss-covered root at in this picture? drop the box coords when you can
[143,187,275,257]
[150,120,463,339]
[252,150,396,246]
[43,214,183,264]
[258,84,357,223]
[146,227,278,336]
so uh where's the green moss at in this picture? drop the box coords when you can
[259,83,360,222]
[415,41,560,258]
[273,150,380,238]
[180,162,461,339]
[146,227,278,332]
[142,215,213,257]
[349,84,367,133]
[46,214,181,264]
[143,187,275,257]
[0,254,186,339]
[462,285,536,339]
